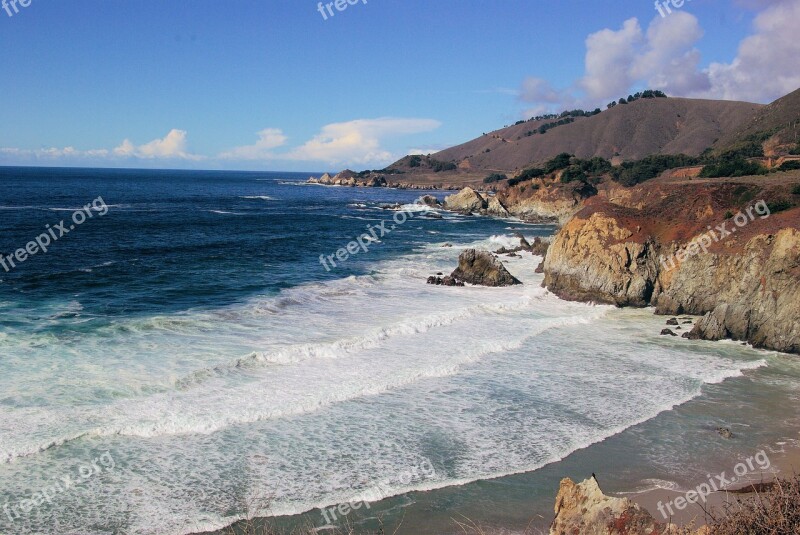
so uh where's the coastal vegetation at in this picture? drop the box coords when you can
[482,173,508,184]
[704,476,800,534]
[607,89,667,109]
[698,157,768,178]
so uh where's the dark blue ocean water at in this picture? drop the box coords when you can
[0,167,520,319]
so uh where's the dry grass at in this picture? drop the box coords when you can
[702,475,800,534]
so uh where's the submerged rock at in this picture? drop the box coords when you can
[661,329,678,336]
[717,427,734,439]
[450,249,521,287]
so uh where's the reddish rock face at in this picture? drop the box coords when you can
[542,176,800,354]
[550,477,670,535]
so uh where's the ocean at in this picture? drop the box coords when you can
[0,167,798,535]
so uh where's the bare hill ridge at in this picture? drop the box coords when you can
[415,97,762,174]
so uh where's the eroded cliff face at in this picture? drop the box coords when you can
[550,477,686,535]
[497,179,598,224]
[543,177,800,354]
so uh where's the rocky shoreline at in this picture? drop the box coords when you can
[541,178,799,354]
[393,174,799,355]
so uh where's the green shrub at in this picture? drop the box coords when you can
[560,167,587,183]
[699,158,767,178]
[792,185,800,195]
[543,153,573,174]
[767,200,793,213]
[483,173,507,184]
[779,160,800,171]
[431,160,457,173]
[408,155,422,168]
[612,154,700,186]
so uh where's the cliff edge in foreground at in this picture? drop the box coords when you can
[543,174,800,354]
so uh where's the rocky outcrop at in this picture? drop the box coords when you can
[544,212,659,306]
[550,477,678,535]
[443,187,488,214]
[487,195,511,217]
[307,172,387,188]
[543,178,800,354]
[497,180,598,224]
[418,195,442,208]
[451,249,521,287]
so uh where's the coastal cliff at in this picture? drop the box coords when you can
[543,175,800,354]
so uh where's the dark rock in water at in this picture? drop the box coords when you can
[675,326,682,330]
[666,318,679,326]
[427,275,464,287]
[422,212,443,219]
[450,249,522,287]
[682,320,693,324]
[441,243,453,248]
[516,233,532,250]
[530,236,550,256]
[507,252,519,258]
[661,329,678,336]
[717,427,734,439]
[436,272,443,276]
[682,331,694,339]
[535,261,545,274]
[418,195,442,208]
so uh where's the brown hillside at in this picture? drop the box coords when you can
[714,87,800,154]
[423,97,761,173]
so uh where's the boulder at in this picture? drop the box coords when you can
[661,329,678,336]
[486,196,511,217]
[450,249,521,287]
[418,195,442,208]
[443,187,488,214]
[550,476,673,535]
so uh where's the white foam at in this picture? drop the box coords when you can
[0,233,780,535]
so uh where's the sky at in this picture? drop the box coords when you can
[0,0,798,172]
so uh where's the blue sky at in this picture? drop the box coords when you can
[1,0,798,171]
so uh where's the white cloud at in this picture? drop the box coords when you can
[519,0,800,111]
[114,129,200,159]
[520,78,563,104]
[287,117,441,166]
[581,18,644,101]
[0,129,202,164]
[219,128,288,160]
[701,0,800,101]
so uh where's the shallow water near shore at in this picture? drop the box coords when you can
[1,168,799,535]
